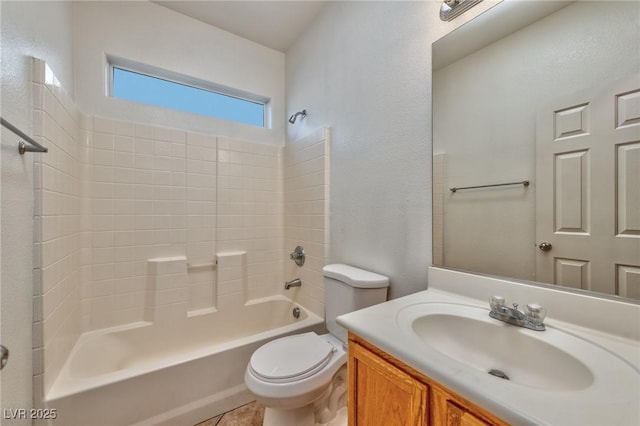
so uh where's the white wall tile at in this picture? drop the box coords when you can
[283,129,329,316]
[114,135,134,152]
[35,63,84,395]
[40,105,326,358]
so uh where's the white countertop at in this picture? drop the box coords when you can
[336,267,640,426]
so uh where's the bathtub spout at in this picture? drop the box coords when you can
[284,278,302,290]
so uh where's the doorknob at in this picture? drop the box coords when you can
[538,242,553,251]
[0,345,8,370]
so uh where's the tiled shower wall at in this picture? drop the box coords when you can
[84,118,219,328]
[216,138,283,302]
[283,128,330,316]
[32,59,84,396]
[84,121,283,329]
[432,153,445,266]
[33,58,328,397]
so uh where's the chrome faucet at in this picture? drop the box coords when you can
[489,296,546,331]
[289,246,305,266]
[284,278,302,290]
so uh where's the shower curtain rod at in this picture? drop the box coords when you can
[1,117,48,154]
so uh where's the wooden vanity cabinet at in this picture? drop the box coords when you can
[348,333,509,426]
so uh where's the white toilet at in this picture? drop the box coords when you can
[244,264,389,426]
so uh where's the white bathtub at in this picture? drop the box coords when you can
[46,296,324,426]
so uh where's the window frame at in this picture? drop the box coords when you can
[106,55,271,128]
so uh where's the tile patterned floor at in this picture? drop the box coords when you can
[194,400,348,426]
[195,401,265,426]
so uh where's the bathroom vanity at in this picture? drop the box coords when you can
[348,332,507,426]
[337,267,640,426]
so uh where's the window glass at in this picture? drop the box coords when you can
[112,67,265,127]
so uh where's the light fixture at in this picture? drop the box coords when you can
[440,0,483,21]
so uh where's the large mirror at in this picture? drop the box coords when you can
[433,0,640,301]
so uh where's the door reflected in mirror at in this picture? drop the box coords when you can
[432,0,640,301]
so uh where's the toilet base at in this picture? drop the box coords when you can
[263,405,315,426]
[260,365,347,426]
[263,406,347,426]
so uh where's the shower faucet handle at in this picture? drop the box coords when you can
[289,246,305,266]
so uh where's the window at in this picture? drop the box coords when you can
[109,58,268,127]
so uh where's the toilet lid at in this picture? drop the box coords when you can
[249,332,335,383]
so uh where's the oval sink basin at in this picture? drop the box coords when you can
[397,303,599,391]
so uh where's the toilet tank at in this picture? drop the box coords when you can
[322,264,389,343]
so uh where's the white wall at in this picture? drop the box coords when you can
[1,0,76,417]
[74,1,286,146]
[285,0,497,299]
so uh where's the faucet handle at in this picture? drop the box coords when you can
[289,246,305,266]
[489,296,505,311]
[525,303,546,324]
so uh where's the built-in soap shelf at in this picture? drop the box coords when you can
[146,251,248,323]
[187,260,217,270]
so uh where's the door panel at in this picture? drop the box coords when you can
[617,265,640,300]
[554,258,590,290]
[617,142,640,236]
[554,150,589,233]
[536,73,640,298]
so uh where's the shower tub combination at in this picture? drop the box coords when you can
[46,296,323,426]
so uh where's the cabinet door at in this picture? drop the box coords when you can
[446,401,492,426]
[432,387,492,426]
[349,343,428,426]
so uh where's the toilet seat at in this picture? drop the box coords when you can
[249,332,336,383]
